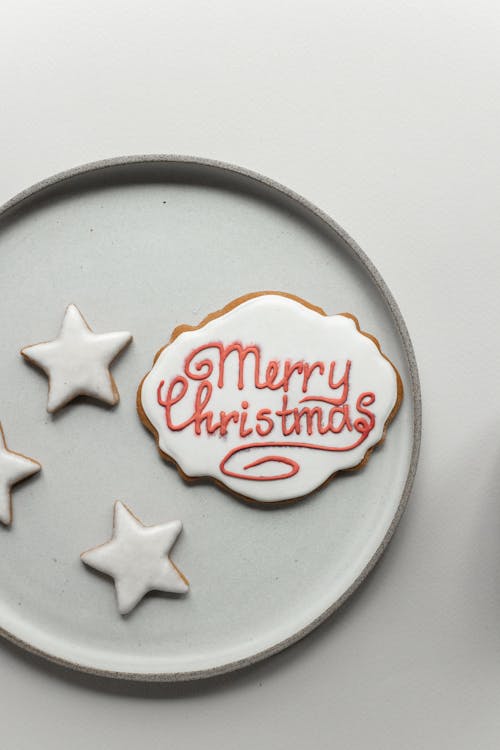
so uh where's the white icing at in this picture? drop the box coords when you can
[21,304,132,413]
[139,294,401,503]
[81,501,189,615]
[0,424,41,526]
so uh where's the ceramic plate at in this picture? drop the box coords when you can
[0,156,420,680]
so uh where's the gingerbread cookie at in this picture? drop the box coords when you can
[21,304,132,413]
[137,292,403,505]
[81,501,189,615]
[0,423,41,526]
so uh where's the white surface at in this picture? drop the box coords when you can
[0,0,499,747]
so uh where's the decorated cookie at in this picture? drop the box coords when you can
[137,292,403,504]
[21,304,132,413]
[0,423,41,526]
[81,501,189,615]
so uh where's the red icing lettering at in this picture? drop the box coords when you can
[157,343,379,482]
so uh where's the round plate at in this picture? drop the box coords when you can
[0,156,420,680]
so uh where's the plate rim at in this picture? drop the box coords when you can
[0,154,422,682]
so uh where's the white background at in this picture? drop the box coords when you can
[1,1,499,747]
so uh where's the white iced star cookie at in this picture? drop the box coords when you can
[0,423,41,526]
[21,304,132,413]
[81,501,189,615]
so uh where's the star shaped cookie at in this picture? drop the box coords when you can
[21,304,132,413]
[0,423,41,526]
[81,501,189,614]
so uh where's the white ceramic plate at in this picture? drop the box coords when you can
[0,156,420,680]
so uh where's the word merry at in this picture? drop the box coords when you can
[183,342,352,396]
